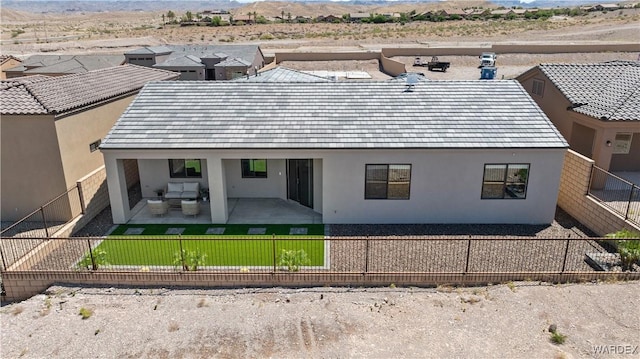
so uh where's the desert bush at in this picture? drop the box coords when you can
[278,249,310,272]
[173,249,207,271]
[77,248,108,270]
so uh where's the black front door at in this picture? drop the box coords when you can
[287,159,313,208]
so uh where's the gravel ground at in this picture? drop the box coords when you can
[1,282,638,359]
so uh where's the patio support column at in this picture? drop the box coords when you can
[104,155,130,224]
[206,156,228,223]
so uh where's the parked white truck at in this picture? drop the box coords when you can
[479,52,497,67]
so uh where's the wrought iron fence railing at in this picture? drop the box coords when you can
[0,185,83,239]
[588,166,640,226]
[0,236,626,276]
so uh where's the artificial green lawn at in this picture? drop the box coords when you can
[97,224,325,267]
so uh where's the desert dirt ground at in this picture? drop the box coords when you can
[2,8,639,82]
[1,282,639,358]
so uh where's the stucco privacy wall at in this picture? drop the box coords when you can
[270,43,640,78]
[557,150,640,236]
[380,54,406,77]
[51,159,138,238]
[4,271,640,303]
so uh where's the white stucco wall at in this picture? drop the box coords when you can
[138,159,209,198]
[103,148,565,224]
[321,148,565,224]
[224,159,287,198]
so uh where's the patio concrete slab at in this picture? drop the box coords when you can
[127,198,322,225]
[227,198,322,224]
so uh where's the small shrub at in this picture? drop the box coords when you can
[259,32,274,40]
[79,307,93,319]
[173,249,207,271]
[77,249,108,270]
[616,239,640,270]
[606,229,640,270]
[278,249,310,272]
[550,331,567,344]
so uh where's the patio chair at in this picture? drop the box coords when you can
[181,199,200,218]
[147,199,169,217]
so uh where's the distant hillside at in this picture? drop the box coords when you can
[232,1,494,18]
[3,0,604,16]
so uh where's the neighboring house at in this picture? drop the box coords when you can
[316,14,341,23]
[125,45,265,81]
[0,65,179,222]
[234,66,332,82]
[4,54,125,78]
[588,4,620,11]
[517,61,640,172]
[101,80,568,225]
[1,55,22,79]
[349,13,371,22]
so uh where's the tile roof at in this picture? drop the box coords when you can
[538,61,640,121]
[215,57,252,68]
[6,55,125,75]
[101,80,568,150]
[1,65,179,115]
[0,55,22,64]
[234,66,331,82]
[125,46,173,55]
[163,45,260,66]
[154,55,204,68]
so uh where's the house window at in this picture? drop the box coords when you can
[365,164,411,199]
[241,159,267,178]
[89,139,101,152]
[481,164,529,199]
[613,133,633,154]
[532,79,545,97]
[169,159,201,178]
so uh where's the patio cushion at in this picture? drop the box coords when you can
[183,182,199,192]
[167,182,183,192]
[182,182,199,198]
[165,181,199,200]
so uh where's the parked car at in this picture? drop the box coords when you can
[414,56,451,72]
[479,52,497,67]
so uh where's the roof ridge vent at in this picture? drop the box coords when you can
[405,73,419,92]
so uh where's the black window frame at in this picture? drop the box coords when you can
[364,164,412,200]
[169,159,202,178]
[481,163,530,200]
[241,159,267,178]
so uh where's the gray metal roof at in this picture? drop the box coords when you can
[1,65,179,115]
[234,66,331,82]
[101,80,568,150]
[538,61,640,121]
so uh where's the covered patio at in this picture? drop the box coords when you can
[127,198,323,225]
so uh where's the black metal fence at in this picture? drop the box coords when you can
[588,166,640,226]
[0,236,628,277]
[0,185,84,238]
